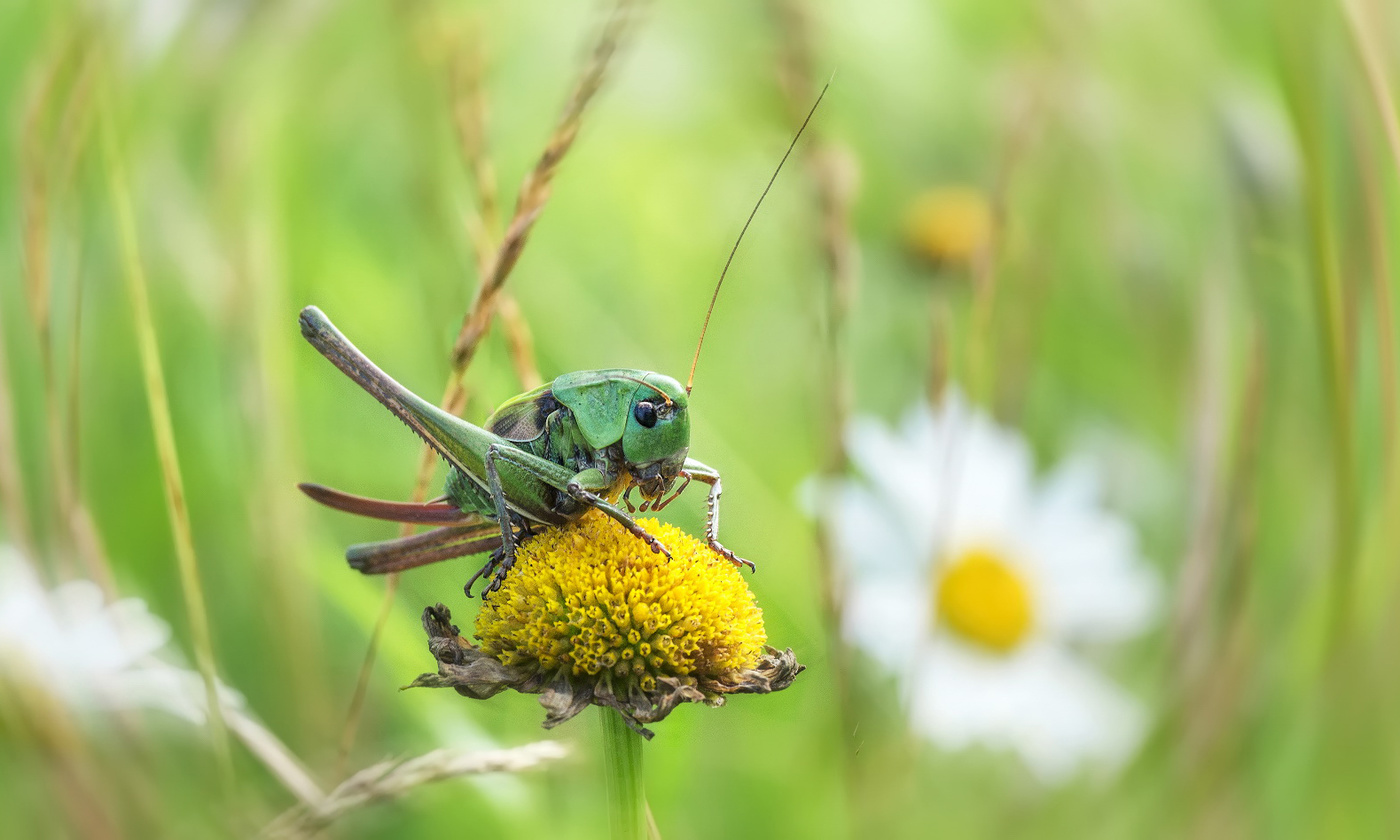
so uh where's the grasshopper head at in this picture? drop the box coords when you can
[623,373,690,500]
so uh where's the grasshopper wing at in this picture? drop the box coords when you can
[484,383,557,443]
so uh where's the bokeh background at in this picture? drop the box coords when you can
[3,0,1399,837]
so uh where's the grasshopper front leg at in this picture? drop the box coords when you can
[485,445,673,560]
[565,470,672,560]
[680,458,753,571]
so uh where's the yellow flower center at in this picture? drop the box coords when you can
[474,511,766,693]
[903,187,993,267]
[935,547,1033,652]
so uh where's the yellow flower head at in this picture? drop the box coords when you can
[477,513,767,689]
[903,186,993,269]
[411,512,802,738]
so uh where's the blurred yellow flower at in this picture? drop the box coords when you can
[412,512,802,738]
[903,186,993,268]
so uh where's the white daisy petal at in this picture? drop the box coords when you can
[0,546,243,726]
[832,482,926,578]
[108,663,245,726]
[847,414,940,523]
[1026,461,1161,641]
[910,641,1147,782]
[843,579,929,673]
[104,597,176,662]
[940,415,1038,551]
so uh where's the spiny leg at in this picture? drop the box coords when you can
[681,466,753,572]
[466,544,508,599]
[483,444,523,586]
[564,479,673,559]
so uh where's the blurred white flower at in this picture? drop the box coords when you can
[0,545,238,725]
[821,391,1160,783]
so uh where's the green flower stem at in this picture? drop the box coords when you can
[600,708,645,840]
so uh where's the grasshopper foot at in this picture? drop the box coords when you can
[464,551,501,599]
[465,549,518,601]
[465,530,530,600]
[639,530,672,560]
[708,539,754,572]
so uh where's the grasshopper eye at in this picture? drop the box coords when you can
[634,401,658,428]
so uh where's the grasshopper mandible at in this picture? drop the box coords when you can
[299,85,826,595]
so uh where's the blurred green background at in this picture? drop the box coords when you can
[3,0,1399,837]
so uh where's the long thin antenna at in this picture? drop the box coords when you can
[686,81,830,395]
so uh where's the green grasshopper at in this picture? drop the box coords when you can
[300,86,825,595]
[298,305,741,595]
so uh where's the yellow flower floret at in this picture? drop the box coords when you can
[936,547,1034,653]
[475,511,766,692]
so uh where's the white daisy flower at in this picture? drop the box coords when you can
[0,547,360,806]
[823,390,1160,783]
[0,545,238,725]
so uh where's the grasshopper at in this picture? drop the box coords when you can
[299,305,741,595]
[300,85,826,595]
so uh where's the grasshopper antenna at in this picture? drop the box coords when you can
[622,374,675,407]
[685,81,830,395]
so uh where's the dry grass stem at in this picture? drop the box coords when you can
[20,36,111,588]
[1279,17,1360,649]
[1178,335,1265,772]
[496,293,544,390]
[969,80,1046,405]
[1340,0,1400,185]
[449,29,542,390]
[100,85,232,778]
[337,1,637,767]
[1340,0,1400,471]
[264,741,568,838]
[224,707,324,808]
[1171,267,1231,694]
[450,34,502,237]
[446,0,637,378]
[771,0,856,618]
[1173,294,1268,762]
[0,301,35,559]
[928,299,954,401]
[770,2,862,825]
[1355,113,1398,469]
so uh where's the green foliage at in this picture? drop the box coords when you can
[2,0,1398,837]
